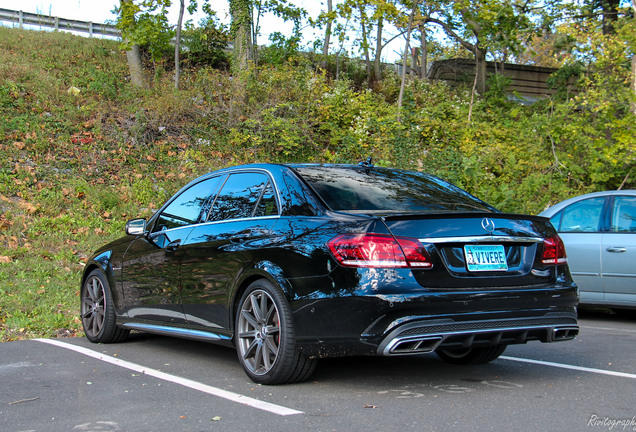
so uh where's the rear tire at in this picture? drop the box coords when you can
[436,344,507,365]
[235,279,317,384]
[81,269,129,343]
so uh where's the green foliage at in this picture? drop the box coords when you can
[261,32,302,65]
[115,0,174,61]
[182,17,230,68]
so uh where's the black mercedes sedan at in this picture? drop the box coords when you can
[81,163,579,384]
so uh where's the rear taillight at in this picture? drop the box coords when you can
[327,234,433,269]
[542,235,568,265]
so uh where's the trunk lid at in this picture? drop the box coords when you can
[380,212,560,289]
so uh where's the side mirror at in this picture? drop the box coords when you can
[125,218,147,236]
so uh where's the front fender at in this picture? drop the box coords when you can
[81,250,127,314]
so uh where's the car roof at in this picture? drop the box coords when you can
[539,190,636,217]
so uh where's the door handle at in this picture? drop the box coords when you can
[165,239,181,252]
[230,231,252,242]
[606,247,626,253]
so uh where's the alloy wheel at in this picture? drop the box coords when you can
[237,289,281,375]
[81,275,106,339]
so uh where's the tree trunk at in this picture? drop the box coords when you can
[230,0,254,74]
[474,46,487,95]
[174,0,185,90]
[601,0,621,35]
[119,0,145,88]
[631,53,636,114]
[420,25,427,79]
[358,5,372,85]
[398,0,419,120]
[410,47,417,77]
[321,0,333,70]
[373,17,384,82]
[126,44,145,88]
[632,0,636,115]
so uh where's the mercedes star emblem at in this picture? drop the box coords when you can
[481,217,496,233]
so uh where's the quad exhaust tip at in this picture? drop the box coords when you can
[552,327,579,341]
[384,336,444,355]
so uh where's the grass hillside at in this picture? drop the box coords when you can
[0,27,633,342]
[0,28,228,340]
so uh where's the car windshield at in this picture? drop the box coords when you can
[293,165,498,213]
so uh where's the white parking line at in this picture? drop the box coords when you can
[35,338,303,416]
[580,324,636,335]
[501,356,636,380]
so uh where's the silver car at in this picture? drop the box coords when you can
[539,190,636,310]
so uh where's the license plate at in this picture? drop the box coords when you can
[464,245,508,272]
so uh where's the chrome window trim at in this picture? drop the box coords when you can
[152,215,281,235]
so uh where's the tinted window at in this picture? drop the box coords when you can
[293,166,497,213]
[559,197,605,232]
[209,172,277,221]
[611,196,636,233]
[156,176,222,230]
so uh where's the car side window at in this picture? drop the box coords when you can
[155,176,222,230]
[558,197,605,232]
[611,196,636,233]
[209,172,278,222]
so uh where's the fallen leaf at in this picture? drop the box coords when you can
[0,256,12,263]
[211,416,222,421]
[19,201,38,214]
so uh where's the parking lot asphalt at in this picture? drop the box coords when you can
[1,309,635,432]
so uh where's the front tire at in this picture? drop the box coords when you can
[81,269,129,343]
[235,279,316,384]
[436,344,507,365]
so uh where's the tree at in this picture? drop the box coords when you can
[229,0,254,74]
[398,0,419,118]
[228,0,306,74]
[372,0,401,82]
[632,0,636,114]
[174,0,185,89]
[422,0,538,94]
[336,0,374,81]
[321,0,335,70]
[174,0,204,89]
[115,0,173,88]
[333,0,402,83]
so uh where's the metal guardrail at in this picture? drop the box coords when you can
[0,8,119,38]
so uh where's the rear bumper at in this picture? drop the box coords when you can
[290,272,579,358]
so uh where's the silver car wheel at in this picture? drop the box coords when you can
[237,289,281,375]
[81,275,106,339]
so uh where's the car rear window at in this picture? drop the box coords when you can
[293,165,498,213]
